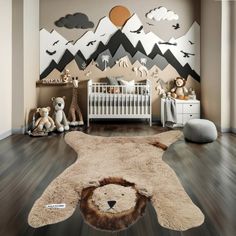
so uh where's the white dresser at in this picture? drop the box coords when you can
[161,98,200,127]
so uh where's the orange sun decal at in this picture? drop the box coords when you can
[109,6,131,27]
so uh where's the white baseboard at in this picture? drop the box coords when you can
[0,130,12,140]
[12,127,25,134]
[216,125,236,134]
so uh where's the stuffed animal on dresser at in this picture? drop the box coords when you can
[34,107,55,132]
[51,96,69,132]
[171,77,188,99]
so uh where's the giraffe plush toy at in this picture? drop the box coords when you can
[68,77,84,126]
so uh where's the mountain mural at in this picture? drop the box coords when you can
[40,14,200,81]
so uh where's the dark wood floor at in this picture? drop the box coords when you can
[0,122,236,236]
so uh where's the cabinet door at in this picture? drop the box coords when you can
[183,103,200,114]
[176,103,183,113]
[176,114,183,124]
[183,114,200,124]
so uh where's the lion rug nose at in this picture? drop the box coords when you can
[107,200,116,208]
[79,177,148,231]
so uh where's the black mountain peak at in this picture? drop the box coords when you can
[40,30,200,82]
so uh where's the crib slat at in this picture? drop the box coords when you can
[141,87,144,115]
[88,80,151,121]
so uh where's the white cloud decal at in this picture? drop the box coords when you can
[146,7,179,21]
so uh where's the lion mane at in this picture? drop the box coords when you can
[80,177,149,231]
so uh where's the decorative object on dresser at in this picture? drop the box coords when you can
[68,77,84,126]
[161,98,200,127]
[87,79,152,127]
[51,96,70,132]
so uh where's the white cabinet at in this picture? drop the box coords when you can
[161,99,200,127]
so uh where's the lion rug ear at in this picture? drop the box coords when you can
[79,177,149,231]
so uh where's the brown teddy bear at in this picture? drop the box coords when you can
[171,77,188,99]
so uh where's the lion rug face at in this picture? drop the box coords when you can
[80,178,148,231]
[28,130,204,232]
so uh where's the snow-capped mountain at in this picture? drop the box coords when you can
[40,29,74,74]
[40,13,200,81]
[122,14,164,55]
[122,14,200,74]
[70,17,118,59]
[40,17,117,73]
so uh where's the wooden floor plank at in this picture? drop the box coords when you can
[0,122,235,236]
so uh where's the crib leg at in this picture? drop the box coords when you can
[149,117,152,127]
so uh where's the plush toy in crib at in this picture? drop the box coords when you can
[171,77,188,100]
[52,96,70,132]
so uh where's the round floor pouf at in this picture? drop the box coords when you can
[183,119,217,143]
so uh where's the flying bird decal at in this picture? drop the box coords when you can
[86,40,97,46]
[180,50,195,58]
[66,40,74,45]
[189,40,194,45]
[158,41,177,46]
[130,25,143,34]
[146,22,154,26]
[172,23,180,30]
[53,40,59,46]
[46,50,57,56]
[100,33,106,37]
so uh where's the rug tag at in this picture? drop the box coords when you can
[45,203,66,209]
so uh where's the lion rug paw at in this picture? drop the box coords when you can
[28,130,204,232]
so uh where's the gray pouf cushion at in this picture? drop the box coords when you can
[183,119,217,143]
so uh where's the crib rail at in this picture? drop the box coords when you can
[87,80,152,127]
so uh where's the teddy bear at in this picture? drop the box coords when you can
[51,96,69,132]
[34,107,55,132]
[171,77,188,99]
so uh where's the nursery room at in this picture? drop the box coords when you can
[0,0,236,235]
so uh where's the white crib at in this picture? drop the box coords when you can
[87,79,152,127]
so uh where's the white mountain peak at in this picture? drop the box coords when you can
[95,16,117,34]
[40,14,200,78]
[122,13,145,34]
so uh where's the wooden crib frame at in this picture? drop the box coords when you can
[87,79,152,127]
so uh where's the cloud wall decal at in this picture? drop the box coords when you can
[146,7,179,21]
[55,12,94,29]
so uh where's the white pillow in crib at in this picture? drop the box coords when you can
[117,79,135,94]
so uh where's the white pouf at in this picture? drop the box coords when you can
[183,119,217,143]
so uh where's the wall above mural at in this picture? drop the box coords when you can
[55,12,94,29]
[40,6,200,82]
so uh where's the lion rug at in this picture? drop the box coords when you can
[28,130,204,231]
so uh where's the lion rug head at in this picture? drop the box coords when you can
[80,177,148,231]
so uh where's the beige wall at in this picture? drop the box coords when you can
[231,2,236,132]
[0,0,12,139]
[39,0,201,120]
[40,0,200,42]
[201,0,236,133]
[221,1,231,130]
[201,0,222,128]
[12,0,39,132]
[12,0,24,131]
[23,0,40,129]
